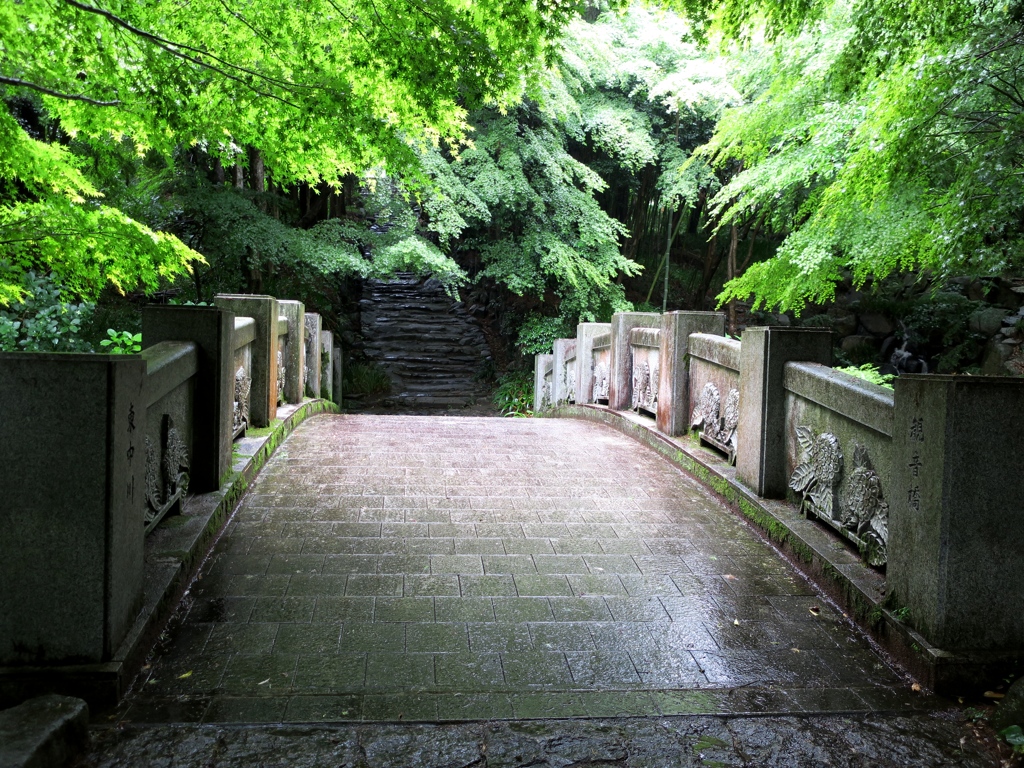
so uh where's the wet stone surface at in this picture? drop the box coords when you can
[88,414,987,762]
[83,714,994,767]
[118,415,929,724]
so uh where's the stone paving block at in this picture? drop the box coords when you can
[501,652,573,687]
[406,624,470,653]
[311,597,373,622]
[274,624,341,655]
[435,693,515,720]
[566,574,628,597]
[481,554,538,574]
[434,653,505,689]
[374,597,435,622]
[362,693,437,721]
[122,696,210,723]
[509,691,589,718]
[468,623,534,653]
[249,596,316,623]
[459,575,517,597]
[491,598,553,623]
[548,597,614,622]
[205,696,289,723]
[365,653,435,689]
[220,654,299,695]
[513,574,573,597]
[283,694,362,721]
[529,623,597,652]
[434,597,495,622]
[430,555,485,575]
[403,574,461,596]
[342,624,405,653]
[345,575,403,596]
[206,623,278,655]
[293,654,366,692]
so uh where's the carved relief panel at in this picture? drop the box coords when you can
[144,414,190,534]
[789,427,888,567]
[690,382,739,464]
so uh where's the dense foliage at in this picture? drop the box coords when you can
[0,0,575,304]
[419,5,735,350]
[688,0,1024,311]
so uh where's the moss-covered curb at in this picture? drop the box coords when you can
[0,399,340,710]
[544,404,1012,695]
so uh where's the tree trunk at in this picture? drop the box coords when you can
[248,146,266,212]
[726,224,738,335]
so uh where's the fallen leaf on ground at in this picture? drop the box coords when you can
[177,671,193,679]
[911,682,922,692]
[809,606,821,616]
[258,678,271,685]
[984,690,1006,699]
[733,619,740,626]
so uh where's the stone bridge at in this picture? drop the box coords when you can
[2,298,1018,765]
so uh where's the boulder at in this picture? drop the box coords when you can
[981,338,1013,375]
[969,307,1010,337]
[859,312,895,336]
[993,676,1024,731]
[841,335,880,353]
[829,312,858,337]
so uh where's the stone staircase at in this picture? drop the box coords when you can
[359,273,493,408]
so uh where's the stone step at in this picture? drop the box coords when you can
[360,275,491,404]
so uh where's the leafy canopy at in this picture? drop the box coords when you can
[683,0,1024,311]
[0,0,576,304]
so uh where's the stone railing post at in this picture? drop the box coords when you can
[735,327,832,497]
[575,323,611,405]
[552,338,577,405]
[332,343,344,404]
[320,330,334,400]
[534,353,554,412]
[214,294,279,427]
[657,311,726,436]
[608,312,662,411]
[304,312,322,398]
[1,354,145,665]
[278,299,305,403]
[143,306,234,492]
[888,375,1024,655]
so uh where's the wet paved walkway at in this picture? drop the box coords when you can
[117,414,933,726]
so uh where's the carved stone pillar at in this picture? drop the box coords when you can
[657,311,726,436]
[608,312,662,411]
[889,375,1024,655]
[575,323,612,405]
[277,300,305,404]
[304,312,322,398]
[552,339,577,406]
[534,353,554,412]
[735,326,832,497]
[143,305,234,492]
[214,294,279,427]
[0,354,146,664]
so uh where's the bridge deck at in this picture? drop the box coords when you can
[122,414,924,724]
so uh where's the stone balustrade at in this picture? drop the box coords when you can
[0,294,339,673]
[535,312,1024,688]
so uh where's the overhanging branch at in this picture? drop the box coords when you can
[0,75,120,106]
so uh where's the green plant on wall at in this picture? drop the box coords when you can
[99,328,142,354]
